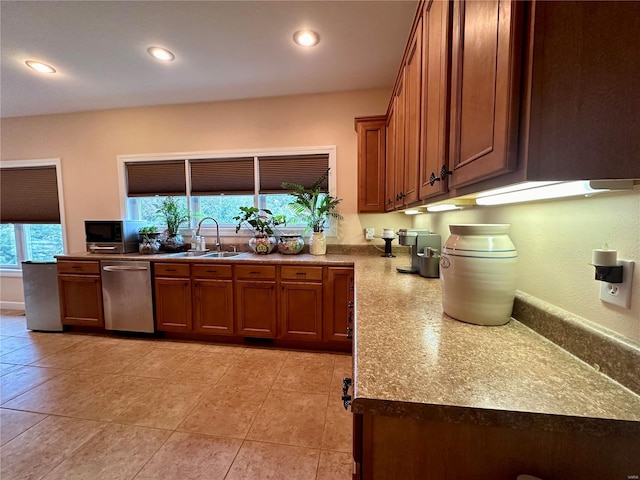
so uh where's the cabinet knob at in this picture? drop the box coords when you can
[347,301,354,308]
[429,172,441,186]
[440,165,453,180]
[342,394,352,410]
[346,327,353,339]
[342,377,352,395]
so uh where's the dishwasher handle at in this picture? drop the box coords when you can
[103,265,149,272]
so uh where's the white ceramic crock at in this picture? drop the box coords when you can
[309,232,327,255]
[440,224,517,326]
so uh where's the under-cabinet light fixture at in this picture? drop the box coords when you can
[25,60,56,73]
[403,209,424,215]
[475,180,633,206]
[147,46,175,61]
[426,204,462,213]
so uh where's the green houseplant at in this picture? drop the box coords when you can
[233,206,286,254]
[157,196,189,251]
[281,169,342,255]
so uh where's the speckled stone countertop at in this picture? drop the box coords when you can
[57,250,640,435]
[351,255,640,437]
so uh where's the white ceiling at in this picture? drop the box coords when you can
[1,1,418,119]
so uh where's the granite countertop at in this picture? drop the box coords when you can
[351,255,640,436]
[56,251,355,266]
[57,250,640,435]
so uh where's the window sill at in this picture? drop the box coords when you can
[0,269,23,278]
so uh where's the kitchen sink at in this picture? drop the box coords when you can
[202,251,243,258]
[161,250,244,258]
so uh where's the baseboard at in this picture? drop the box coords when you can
[0,301,25,310]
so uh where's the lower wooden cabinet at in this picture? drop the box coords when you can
[280,266,324,340]
[192,264,234,335]
[154,263,192,332]
[235,280,277,338]
[324,267,355,342]
[57,260,104,327]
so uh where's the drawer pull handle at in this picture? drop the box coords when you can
[249,271,260,275]
[166,268,177,272]
[71,266,82,269]
[346,327,353,339]
[206,269,218,273]
[295,272,306,275]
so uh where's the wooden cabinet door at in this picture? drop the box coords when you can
[154,277,192,332]
[323,267,354,343]
[280,282,323,341]
[235,280,277,338]
[419,0,451,200]
[448,0,523,188]
[402,15,423,206]
[385,103,397,212]
[356,116,387,213]
[193,279,234,335]
[393,76,406,209]
[58,274,104,327]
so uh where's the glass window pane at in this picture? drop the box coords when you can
[195,195,255,226]
[260,194,310,228]
[128,196,189,230]
[0,224,18,266]
[24,224,64,261]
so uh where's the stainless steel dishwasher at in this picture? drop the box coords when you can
[101,260,154,333]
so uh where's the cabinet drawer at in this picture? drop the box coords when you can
[192,264,233,279]
[57,260,100,275]
[280,265,323,282]
[154,263,190,277]
[235,265,276,280]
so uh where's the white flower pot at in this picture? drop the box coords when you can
[440,224,517,326]
[309,232,327,255]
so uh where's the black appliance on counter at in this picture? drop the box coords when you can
[85,220,144,254]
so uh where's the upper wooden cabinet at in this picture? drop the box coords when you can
[358,0,640,205]
[355,116,387,213]
[419,0,452,200]
[448,0,523,189]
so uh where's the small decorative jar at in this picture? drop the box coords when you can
[440,224,517,326]
[249,235,276,254]
[161,233,185,252]
[277,234,304,255]
[309,232,327,255]
[139,234,161,255]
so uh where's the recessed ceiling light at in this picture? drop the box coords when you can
[293,30,320,47]
[147,46,175,61]
[25,61,56,73]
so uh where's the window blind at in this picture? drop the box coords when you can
[126,161,186,197]
[259,154,329,193]
[190,157,255,195]
[0,166,60,223]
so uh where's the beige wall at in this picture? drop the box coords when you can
[0,88,410,304]
[414,188,640,344]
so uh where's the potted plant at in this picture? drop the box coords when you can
[233,206,286,254]
[157,196,189,251]
[281,169,342,255]
[138,226,161,254]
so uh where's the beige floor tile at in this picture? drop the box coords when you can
[225,440,319,480]
[32,342,117,370]
[0,339,77,366]
[120,347,195,378]
[3,370,141,421]
[322,397,353,453]
[178,385,269,439]
[0,335,35,355]
[154,339,205,351]
[134,431,242,480]
[114,378,209,430]
[272,352,335,394]
[0,320,29,337]
[242,346,291,360]
[247,390,328,449]
[72,343,156,374]
[1,362,26,376]
[167,351,237,383]
[0,415,105,480]
[316,450,353,480]
[0,365,64,404]
[218,354,286,389]
[0,408,48,445]
[197,343,247,354]
[41,422,170,480]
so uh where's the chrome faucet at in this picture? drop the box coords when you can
[196,217,221,251]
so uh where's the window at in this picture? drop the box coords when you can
[120,147,336,235]
[0,160,66,270]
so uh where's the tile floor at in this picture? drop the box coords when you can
[0,310,353,479]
